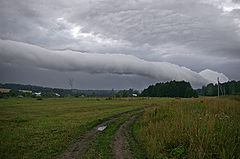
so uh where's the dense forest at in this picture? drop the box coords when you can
[140,80,198,98]
[198,80,240,96]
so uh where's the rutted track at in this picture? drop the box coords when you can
[57,109,142,159]
[112,114,139,159]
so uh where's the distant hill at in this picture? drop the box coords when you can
[0,83,114,97]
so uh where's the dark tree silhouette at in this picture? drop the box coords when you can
[141,80,198,98]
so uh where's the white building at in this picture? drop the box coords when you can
[132,94,138,97]
[34,92,41,97]
[55,93,60,97]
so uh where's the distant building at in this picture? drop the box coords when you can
[132,94,138,97]
[55,93,60,97]
[19,90,32,93]
[0,88,11,93]
[33,92,41,97]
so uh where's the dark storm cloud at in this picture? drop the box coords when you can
[0,62,158,90]
[0,0,239,89]
[1,39,229,88]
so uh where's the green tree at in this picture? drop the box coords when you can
[141,81,197,98]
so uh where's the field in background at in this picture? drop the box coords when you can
[132,96,240,159]
[0,96,239,159]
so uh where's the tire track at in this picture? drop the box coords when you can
[112,114,139,159]
[57,109,142,159]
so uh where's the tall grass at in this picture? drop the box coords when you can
[134,97,240,159]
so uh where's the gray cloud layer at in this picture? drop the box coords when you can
[0,0,239,89]
[1,0,240,58]
[0,39,229,87]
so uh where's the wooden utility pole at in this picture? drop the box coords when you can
[217,77,220,97]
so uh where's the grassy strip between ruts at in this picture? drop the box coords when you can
[83,111,142,159]
[127,114,147,159]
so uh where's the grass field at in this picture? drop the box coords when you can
[0,96,239,159]
[131,96,240,159]
[0,97,159,159]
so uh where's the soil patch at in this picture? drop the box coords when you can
[112,114,139,159]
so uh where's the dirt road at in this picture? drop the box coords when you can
[112,114,139,159]
[57,109,141,159]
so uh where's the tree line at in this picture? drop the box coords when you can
[197,80,240,96]
[115,89,139,97]
[1,80,239,98]
[140,80,198,98]
[0,83,115,97]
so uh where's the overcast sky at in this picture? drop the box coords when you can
[0,0,239,90]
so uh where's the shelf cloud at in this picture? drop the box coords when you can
[0,0,239,89]
[0,39,229,87]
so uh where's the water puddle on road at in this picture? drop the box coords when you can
[97,125,107,131]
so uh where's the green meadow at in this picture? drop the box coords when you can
[0,96,239,159]
[0,97,155,159]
